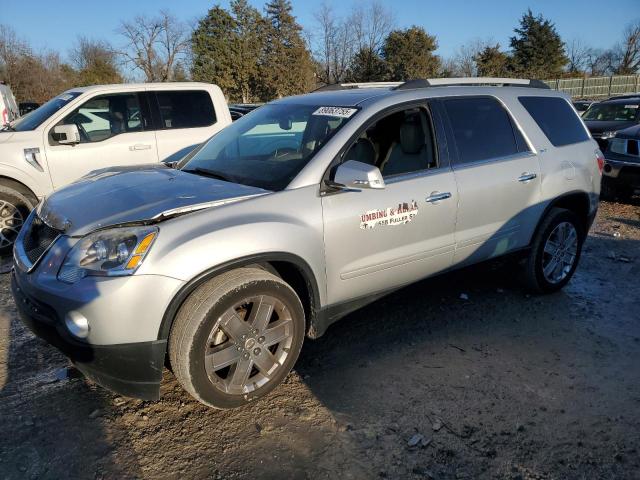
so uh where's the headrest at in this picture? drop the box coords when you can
[400,117,424,154]
[345,137,376,165]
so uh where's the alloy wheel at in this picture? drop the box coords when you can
[204,295,294,395]
[542,221,578,284]
[0,200,24,249]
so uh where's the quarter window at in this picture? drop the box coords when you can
[59,93,143,143]
[444,97,524,164]
[519,96,591,147]
[155,90,216,129]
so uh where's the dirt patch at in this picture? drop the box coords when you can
[1,200,639,479]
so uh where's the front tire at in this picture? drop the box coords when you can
[523,208,584,293]
[0,186,37,255]
[169,267,305,409]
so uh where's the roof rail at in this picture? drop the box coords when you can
[313,78,550,93]
[314,82,403,92]
[607,93,640,100]
[394,77,550,90]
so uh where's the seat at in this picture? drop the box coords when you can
[344,137,377,165]
[382,114,433,176]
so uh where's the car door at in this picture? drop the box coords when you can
[439,96,543,265]
[150,90,222,163]
[44,92,158,189]
[321,102,458,305]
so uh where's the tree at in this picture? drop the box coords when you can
[191,6,238,96]
[382,26,440,80]
[259,0,314,99]
[70,37,122,85]
[565,38,590,75]
[349,47,387,82]
[231,0,265,102]
[510,9,568,79]
[444,39,490,77]
[613,20,640,74]
[313,2,354,84]
[475,44,511,77]
[117,10,189,82]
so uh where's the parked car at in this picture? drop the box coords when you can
[0,82,231,253]
[228,103,262,121]
[12,78,601,409]
[583,94,640,150]
[573,100,597,116]
[0,83,19,126]
[601,124,640,201]
[19,101,39,116]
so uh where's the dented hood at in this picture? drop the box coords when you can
[38,164,269,236]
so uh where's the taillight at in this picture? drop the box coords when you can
[1,108,7,125]
[595,149,605,174]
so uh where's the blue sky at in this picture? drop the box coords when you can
[3,0,637,60]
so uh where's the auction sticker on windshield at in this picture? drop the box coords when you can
[313,106,358,118]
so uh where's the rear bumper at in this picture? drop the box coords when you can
[11,271,165,400]
[602,156,640,187]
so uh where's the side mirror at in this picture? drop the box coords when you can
[53,124,80,145]
[332,160,385,190]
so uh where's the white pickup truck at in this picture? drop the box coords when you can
[0,82,231,252]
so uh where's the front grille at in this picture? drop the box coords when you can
[22,215,61,265]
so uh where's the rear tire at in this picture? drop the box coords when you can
[523,208,584,294]
[600,177,616,201]
[0,186,37,255]
[169,267,305,409]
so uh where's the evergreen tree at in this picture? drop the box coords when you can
[191,6,237,98]
[475,44,511,77]
[259,0,314,99]
[510,10,568,79]
[230,0,264,102]
[349,48,387,82]
[382,26,440,80]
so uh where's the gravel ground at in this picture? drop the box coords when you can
[0,200,639,480]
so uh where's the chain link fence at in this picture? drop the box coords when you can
[544,75,640,99]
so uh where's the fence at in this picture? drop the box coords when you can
[544,75,640,99]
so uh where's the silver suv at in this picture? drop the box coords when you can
[12,78,602,409]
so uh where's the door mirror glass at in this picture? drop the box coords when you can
[333,160,385,190]
[53,124,80,145]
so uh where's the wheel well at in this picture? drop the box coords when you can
[268,261,316,332]
[0,176,38,203]
[549,192,591,230]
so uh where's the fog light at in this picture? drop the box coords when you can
[65,311,89,339]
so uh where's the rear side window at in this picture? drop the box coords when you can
[519,96,590,147]
[155,90,216,129]
[443,97,525,165]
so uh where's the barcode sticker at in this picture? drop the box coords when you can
[312,106,358,118]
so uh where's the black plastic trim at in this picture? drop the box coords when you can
[157,252,322,341]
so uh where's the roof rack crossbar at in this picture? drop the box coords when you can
[314,82,403,92]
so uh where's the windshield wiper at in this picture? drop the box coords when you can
[183,167,233,183]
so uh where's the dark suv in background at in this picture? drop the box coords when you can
[602,124,640,201]
[583,95,640,150]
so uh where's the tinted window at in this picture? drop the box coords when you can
[59,93,143,143]
[444,97,521,164]
[156,90,215,129]
[519,96,591,147]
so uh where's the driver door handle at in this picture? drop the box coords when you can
[518,172,537,183]
[426,192,452,203]
[129,144,152,151]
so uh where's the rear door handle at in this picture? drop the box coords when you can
[129,144,152,151]
[518,173,537,183]
[426,192,452,203]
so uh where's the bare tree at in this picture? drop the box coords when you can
[117,10,190,82]
[349,1,395,55]
[614,20,640,74]
[445,38,491,77]
[313,2,354,84]
[565,38,590,74]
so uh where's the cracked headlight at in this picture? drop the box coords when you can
[58,226,158,283]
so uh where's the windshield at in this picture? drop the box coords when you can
[583,103,639,122]
[10,92,82,131]
[180,103,357,190]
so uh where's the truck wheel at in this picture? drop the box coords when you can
[0,186,36,255]
[523,208,584,294]
[169,267,305,409]
[600,177,616,201]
